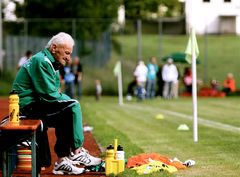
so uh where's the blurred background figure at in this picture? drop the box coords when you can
[183,67,192,94]
[72,56,83,99]
[146,57,158,99]
[63,60,75,98]
[126,61,138,101]
[222,73,236,96]
[172,66,180,98]
[156,63,164,97]
[95,79,102,101]
[162,58,178,99]
[134,60,148,101]
[126,78,136,101]
[211,79,219,91]
[17,50,32,69]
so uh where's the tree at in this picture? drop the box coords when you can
[13,0,121,39]
[124,0,182,19]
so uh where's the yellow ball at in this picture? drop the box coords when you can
[155,114,164,119]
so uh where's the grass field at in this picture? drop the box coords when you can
[81,96,240,177]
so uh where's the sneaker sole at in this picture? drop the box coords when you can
[71,161,102,166]
[52,169,85,175]
[69,157,102,166]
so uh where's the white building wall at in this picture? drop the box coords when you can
[185,0,240,35]
[236,16,240,35]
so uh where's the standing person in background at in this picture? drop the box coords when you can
[63,59,75,98]
[162,58,178,99]
[183,67,192,94]
[172,66,180,98]
[146,57,158,99]
[95,79,102,101]
[17,50,32,69]
[134,60,148,101]
[156,63,164,97]
[72,56,83,99]
[11,32,101,175]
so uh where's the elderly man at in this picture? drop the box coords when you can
[11,32,101,175]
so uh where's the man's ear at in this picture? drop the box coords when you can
[51,44,57,54]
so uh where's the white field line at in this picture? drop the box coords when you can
[125,104,240,133]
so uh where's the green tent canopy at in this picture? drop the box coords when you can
[162,52,200,64]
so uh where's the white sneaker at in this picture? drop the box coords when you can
[126,95,132,101]
[68,148,102,166]
[183,159,196,167]
[52,157,85,175]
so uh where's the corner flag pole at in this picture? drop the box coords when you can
[191,28,198,142]
[113,61,123,106]
[185,27,199,142]
[118,61,123,106]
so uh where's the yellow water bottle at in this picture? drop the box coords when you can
[9,91,20,125]
[105,144,114,176]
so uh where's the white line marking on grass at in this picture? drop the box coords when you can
[163,109,240,133]
[125,104,240,133]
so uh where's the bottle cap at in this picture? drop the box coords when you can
[10,90,18,95]
[117,145,123,151]
[107,144,114,149]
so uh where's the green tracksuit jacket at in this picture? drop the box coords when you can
[12,48,84,148]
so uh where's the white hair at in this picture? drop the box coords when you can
[45,32,74,48]
[167,58,173,63]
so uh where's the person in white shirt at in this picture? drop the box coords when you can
[95,79,102,100]
[17,50,32,69]
[162,58,179,99]
[134,60,148,100]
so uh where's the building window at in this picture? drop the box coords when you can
[224,0,231,2]
[203,0,210,2]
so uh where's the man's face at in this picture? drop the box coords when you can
[51,43,73,66]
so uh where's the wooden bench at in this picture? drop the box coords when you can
[0,119,41,177]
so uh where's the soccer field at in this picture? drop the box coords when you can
[81,96,240,177]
